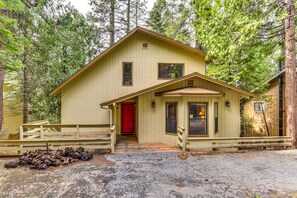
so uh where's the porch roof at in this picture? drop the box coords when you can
[155,87,223,97]
[100,72,257,107]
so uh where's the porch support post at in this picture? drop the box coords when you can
[40,125,44,139]
[20,125,24,140]
[113,104,117,145]
[182,127,186,151]
[76,125,79,139]
[181,96,187,151]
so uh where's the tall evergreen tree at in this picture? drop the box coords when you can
[283,0,296,148]
[146,0,195,45]
[191,0,282,92]
[14,0,102,122]
[0,0,27,130]
[89,0,147,47]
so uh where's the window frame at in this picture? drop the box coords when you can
[158,63,184,80]
[254,101,265,112]
[214,102,218,134]
[188,102,208,137]
[165,102,178,135]
[122,62,133,86]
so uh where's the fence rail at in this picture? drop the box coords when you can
[176,124,291,151]
[185,136,291,150]
[1,121,116,154]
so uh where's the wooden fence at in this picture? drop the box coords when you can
[0,121,116,154]
[177,126,291,151]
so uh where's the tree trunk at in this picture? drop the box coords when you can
[23,65,29,124]
[109,0,115,45]
[284,0,296,149]
[126,0,131,33]
[135,0,138,27]
[0,68,5,132]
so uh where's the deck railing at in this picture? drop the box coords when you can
[177,127,291,151]
[1,121,116,154]
[20,123,112,140]
[185,136,291,150]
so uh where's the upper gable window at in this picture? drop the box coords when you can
[158,63,184,79]
[123,62,132,86]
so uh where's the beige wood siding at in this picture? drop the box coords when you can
[61,32,205,125]
[244,79,285,136]
[136,77,241,145]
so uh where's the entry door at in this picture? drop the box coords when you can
[121,103,135,133]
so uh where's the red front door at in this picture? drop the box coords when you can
[121,103,135,133]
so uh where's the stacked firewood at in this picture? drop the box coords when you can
[4,147,93,170]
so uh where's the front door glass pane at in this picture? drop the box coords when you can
[189,103,207,135]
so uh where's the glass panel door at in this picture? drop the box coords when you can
[189,103,207,135]
[166,103,177,133]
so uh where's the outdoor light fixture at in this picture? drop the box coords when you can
[225,100,231,107]
[152,100,156,108]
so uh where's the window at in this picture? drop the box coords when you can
[142,43,148,48]
[254,101,265,112]
[166,103,177,134]
[158,63,184,79]
[214,102,218,133]
[189,103,207,135]
[123,62,132,86]
[187,79,194,86]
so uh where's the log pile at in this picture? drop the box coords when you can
[4,147,93,170]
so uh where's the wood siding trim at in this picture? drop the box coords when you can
[49,27,207,96]
[100,72,257,106]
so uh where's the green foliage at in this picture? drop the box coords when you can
[11,0,102,123]
[0,0,28,71]
[191,0,283,93]
[240,114,255,137]
[146,0,167,35]
[89,0,147,47]
[146,0,194,45]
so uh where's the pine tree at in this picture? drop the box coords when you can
[89,0,147,47]
[0,0,27,130]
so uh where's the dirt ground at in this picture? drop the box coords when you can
[0,150,297,198]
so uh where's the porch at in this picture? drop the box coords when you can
[115,135,181,153]
[0,120,292,155]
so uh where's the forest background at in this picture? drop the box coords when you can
[1,0,296,143]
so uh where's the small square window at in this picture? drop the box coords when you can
[142,43,148,48]
[187,80,194,86]
[254,101,265,112]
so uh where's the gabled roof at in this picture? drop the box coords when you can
[100,72,257,106]
[50,26,207,96]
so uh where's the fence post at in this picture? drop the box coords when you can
[110,125,115,153]
[20,125,24,140]
[182,127,186,151]
[40,125,44,139]
[76,125,79,139]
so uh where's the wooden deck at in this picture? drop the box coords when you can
[115,135,181,153]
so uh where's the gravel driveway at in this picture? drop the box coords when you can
[0,150,297,198]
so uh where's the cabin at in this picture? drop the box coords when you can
[50,27,256,147]
[244,69,289,137]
